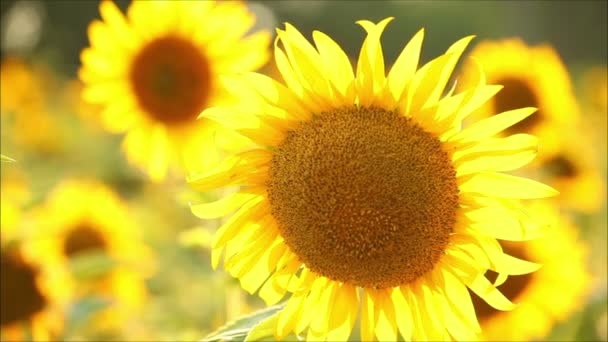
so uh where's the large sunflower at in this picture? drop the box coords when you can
[189,19,557,340]
[31,180,153,332]
[79,0,271,181]
[1,183,69,341]
[472,202,591,341]
[458,38,579,160]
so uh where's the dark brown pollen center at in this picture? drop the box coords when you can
[129,35,211,125]
[1,249,47,327]
[267,107,459,288]
[63,224,107,257]
[542,154,578,178]
[494,78,541,134]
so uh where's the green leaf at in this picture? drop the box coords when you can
[244,313,279,342]
[67,296,113,330]
[1,154,15,162]
[202,303,285,342]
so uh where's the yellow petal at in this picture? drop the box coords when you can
[325,284,357,341]
[312,30,356,103]
[432,285,479,341]
[211,196,267,251]
[187,150,272,191]
[388,28,424,103]
[371,289,398,342]
[486,244,542,275]
[453,133,538,160]
[236,238,284,294]
[309,281,338,336]
[274,38,304,97]
[450,234,491,270]
[296,276,327,335]
[277,25,332,105]
[450,107,537,144]
[190,190,263,219]
[408,35,474,113]
[401,287,428,341]
[463,208,542,242]
[413,88,466,135]
[416,281,450,341]
[259,259,300,305]
[355,17,393,107]
[441,85,504,138]
[360,290,376,342]
[390,287,412,341]
[455,149,537,176]
[276,291,307,340]
[241,72,310,121]
[211,246,224,270]
[99,0,136,51]
[459,172,559,199]
[447,258,516,311]
[437,267,481,333]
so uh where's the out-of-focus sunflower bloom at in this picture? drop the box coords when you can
[0,57,61,154]
[79,0,271,181]
[190,18,557,341]
[31,180,155,333]
[1,191,70,341]
[472,202,591,341]
[459,38,580,160]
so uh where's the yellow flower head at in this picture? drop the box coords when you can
[190,18,558,341]
[1,197,68,341]
[472,203,591,341]
[31,180,154,330]
[79,0,271,181]
[459,38,580,160]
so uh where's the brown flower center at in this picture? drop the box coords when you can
[472,242,534,322]
[64,224,107,256]
[542,154,578,178]
[129,35,211,125]
[1,249,46,327]
[494,78,541,134]
[267,106,459,288]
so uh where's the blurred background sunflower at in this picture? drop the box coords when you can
[1,177,70,341]
[28,180,153,339]
[0,0,606,341]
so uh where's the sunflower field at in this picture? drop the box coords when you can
[0,1,606,341]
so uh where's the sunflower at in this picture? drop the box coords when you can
[458,38,579,160]
[189,18,557,341]
[471,202,591,341]
[79,0,271,181]
[1,184,69,341]
[31,180,153,332]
